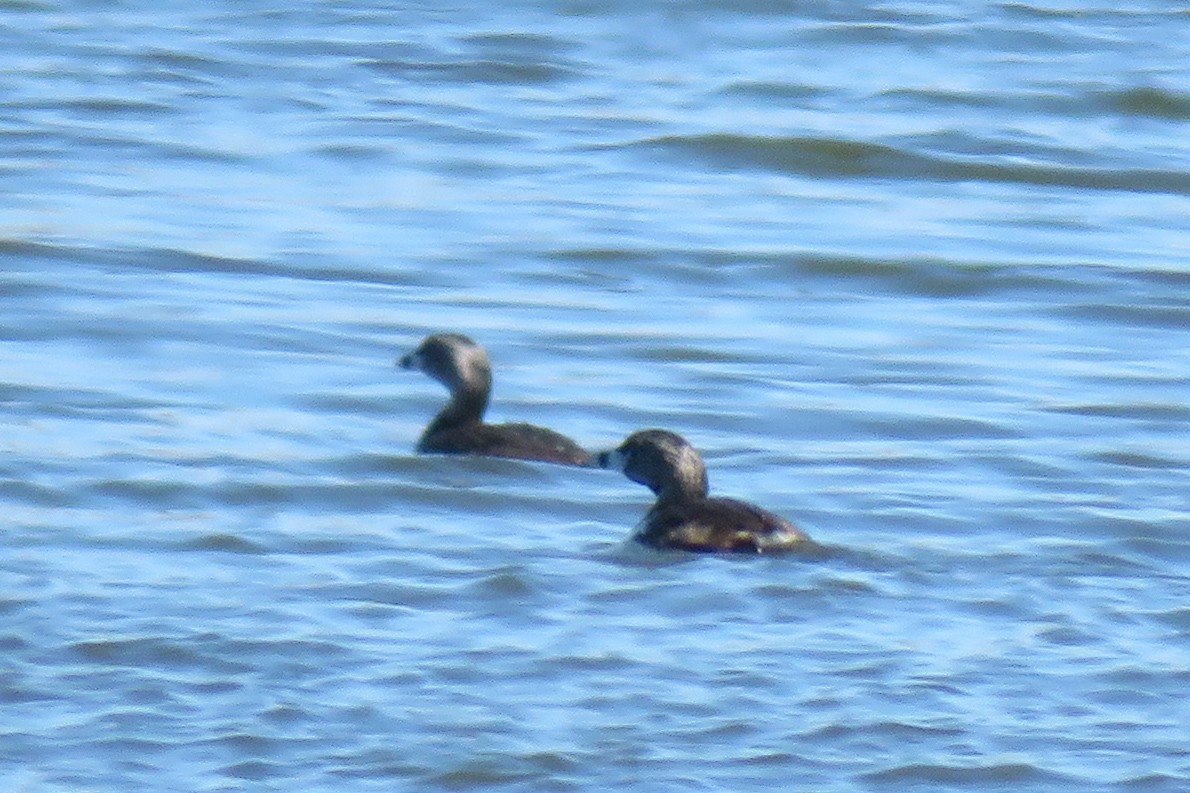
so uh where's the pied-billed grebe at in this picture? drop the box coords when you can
[594,429,813,553]
[397,332,588,466]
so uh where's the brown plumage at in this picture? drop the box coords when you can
[594,429,813,553]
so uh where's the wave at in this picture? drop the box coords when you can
[617,133,1190,196]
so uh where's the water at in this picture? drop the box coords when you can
[2,1,1188,791]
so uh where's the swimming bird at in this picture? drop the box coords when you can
[593,429,813,553]
[398,332,589,466]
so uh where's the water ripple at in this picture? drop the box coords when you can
[861,762,1080,786]
[3,2,1188,791]
[623,133,1190,195]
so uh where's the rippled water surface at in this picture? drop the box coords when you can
[3,1,1189,791]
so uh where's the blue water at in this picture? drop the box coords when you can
[2,1,1189,791]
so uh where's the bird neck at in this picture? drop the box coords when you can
[425,387,489,436]
[654,467,709,506]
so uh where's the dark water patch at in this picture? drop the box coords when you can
[1,679,55,705]
[202,636,356,678]
[179,533,267,554]
[361,57,576,86]
[1151,607,1190,631]
[623,133,1190,195]
[327,748,428,781]
[345,113,527,147]
[423,752,578,791]
[467,566,536,599]
[957,595,1033,621]
[802,572,883,598]
[627,342,762,364]
[71,636,251,675]
[998,3,1100,21]
[1119,773,1190,792]
[900,130,1100,169]
[84,721,182,749]
[1132,265,1190,292]
[79,474,427,514]
[856,411,1019,442]
[628,133,904,178]
[6,242,454,290]
[0,238,104,266]
[878,87,1095,117]
[392,452,587,486]
[546,247,662,267]
[689,0,895,20]
[223,760,284,781]
[130,47,233,81]
[1058,301,1190,330]
[656,585,753,619]
[463,31,580,58]
[52,127,252,164]
[804,20,966,48]
[743,252,1089,299]
[664,716,759,748]
[1120,536,1190,566]
[313,142,391,161]
[60,97,176,118]
[278,536,370,557]
[1035,622,1096,647]
[971,452,1077,485]
[88,477,207,509]
[2,309,179,348]
[212,480,423,511]
[0,480,74,508]
[259,703,309,726]
[1092,657,1183,688]
[861,761,1078,787]
[323,581,472,611]
[825,657,910,682]
[0,599,33,620]
[508,264,633,292]
[720,80,831,102]
[792,542,912,577]
[1101,86,1190,120]
[239,32,429,62]
[292,392,406,419]
[711,667,781,690]
[964,22,1113,56]
[117,247,411,287]
[753,574,875,604]
[1046,536,1169,575]
[319,452,428,479]
[1092,450,1184,470]
[1047,402,1190,421]
[0,272,71,299]
[1086,692,1173,722]
[0,0,52,11]
[0,382,164,418]
[808,719,964,741]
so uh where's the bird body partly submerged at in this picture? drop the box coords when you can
[595,429,812,553]
[635,495,807,553]
[398,333,588,466]
[415,419,589,465]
